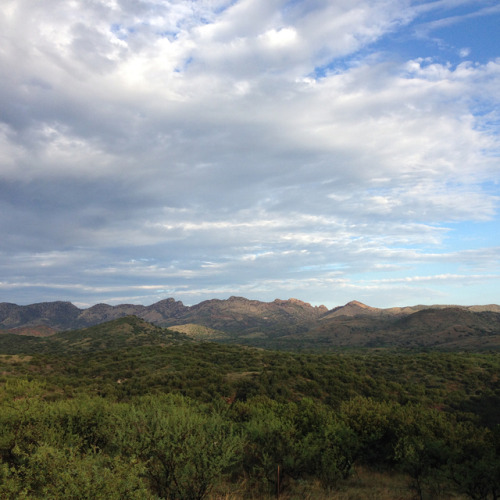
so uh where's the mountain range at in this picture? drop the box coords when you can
[1,297,499,350]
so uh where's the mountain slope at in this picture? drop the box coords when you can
[0,316,189,355]
[176,296,328,336]
[294,307,500,350]
[0,297,328,337]
[0,301,81,330]
[167,324,229,340]
[1,298,500,351]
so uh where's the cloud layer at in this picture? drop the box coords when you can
[1,0,499,308]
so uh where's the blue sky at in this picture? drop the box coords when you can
[0,0,499,309]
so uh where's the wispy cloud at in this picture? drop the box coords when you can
[414,2,500,35]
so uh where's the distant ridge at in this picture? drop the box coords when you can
[1,298,499,350]
[0,297,328,336]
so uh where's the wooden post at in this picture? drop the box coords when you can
[276,464,280,499]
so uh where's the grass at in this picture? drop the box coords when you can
[207,467,468,500]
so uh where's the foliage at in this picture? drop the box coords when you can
[1,322,499,498]
[116,395,242,500]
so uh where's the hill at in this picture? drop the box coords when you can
[1,297,499,350]
[295,307,500,350]
[0,316,189,355]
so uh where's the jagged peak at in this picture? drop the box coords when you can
[273,298,308,306]
[154,297,185,306]
[288,297,309,305]
[272,298,328,312]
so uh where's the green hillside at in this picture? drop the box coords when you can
[167,323,229,340]
[0,315,189,355]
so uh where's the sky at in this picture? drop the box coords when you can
[0,0,499,309]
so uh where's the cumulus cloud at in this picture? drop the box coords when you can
[0,0,499,307]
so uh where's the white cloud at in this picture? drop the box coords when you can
[0,0,499,307]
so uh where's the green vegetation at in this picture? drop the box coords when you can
[168,323,229,340]
[1,317,499,498]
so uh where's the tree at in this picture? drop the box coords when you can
[117,395,242,500]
